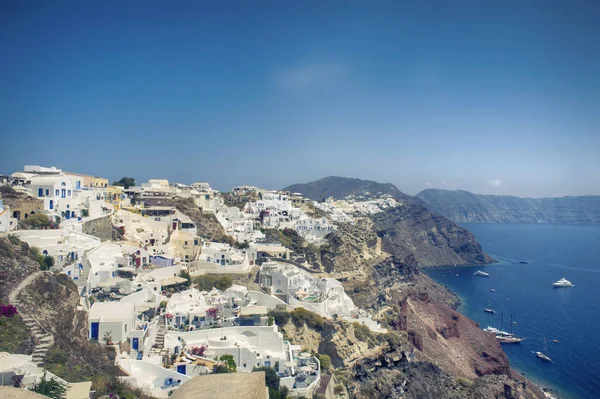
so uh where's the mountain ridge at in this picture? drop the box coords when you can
[416,188,600,224]
[283,176,412,202]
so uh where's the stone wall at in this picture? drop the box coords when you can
[82,215,113,241]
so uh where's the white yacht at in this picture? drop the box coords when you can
[474,270,489,277]
[484,326,511,336]
[536,351,552,362]
[553,278,574,288]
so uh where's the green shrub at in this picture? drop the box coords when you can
[31,371,67,399]
[334,384,344,395]
[21,214,51,229]
[290,307,324,331]
[0,306,29,353]
[40,255,54,270]
[316,353,331,370]
[268,310,290,327]
[193,275,233,291]
[352,322,374,342]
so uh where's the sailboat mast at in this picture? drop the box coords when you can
[510,314,513,335]
[501,312,503,331]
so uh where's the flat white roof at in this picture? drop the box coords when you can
[89,302,134,322]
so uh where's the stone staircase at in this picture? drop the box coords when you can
[155,316,166,349]
[8,272,56,366]
[11,298,55,366]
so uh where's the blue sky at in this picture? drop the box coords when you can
[1,1,599,197]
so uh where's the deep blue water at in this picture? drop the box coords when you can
[425,224,600,399]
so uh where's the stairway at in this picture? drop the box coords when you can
[11,298,55,366]
[155,316,166,349]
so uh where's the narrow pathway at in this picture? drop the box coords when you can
[8,271,55,365]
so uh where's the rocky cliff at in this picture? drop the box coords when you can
[417,189,600,224]
[283,177,494,268]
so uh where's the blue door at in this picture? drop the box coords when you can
[132,337,139,350]
[176,364,186,375]
[91,322,99,339]
[49,200,53,210]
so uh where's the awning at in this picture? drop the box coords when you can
[97,277,126,288]
[161,276,187,286]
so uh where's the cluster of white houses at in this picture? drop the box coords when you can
[1,165,388,398]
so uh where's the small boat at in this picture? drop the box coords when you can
[553,340,559,343]
[474,270,489,277]
[536,337,552,362]
[484,326,511,336]
[484,308,496,314]
[553,278,574,288]
[498,335,525,344]
[519,260,529,264]
[536,352,552,362]
[490,289,496,293]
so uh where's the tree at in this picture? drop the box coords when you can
[30,371,67,399]
[40,255,54,271]
[179,271,191,287]
[102,331,113,345]
[112,177,135,189]
[218,354,237,372]
[254,366,291,399]
[235,241,250,250]
[317,354,331,370]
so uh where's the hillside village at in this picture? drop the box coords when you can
[0,166,395,399]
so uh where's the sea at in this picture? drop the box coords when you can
[425,224,600,399]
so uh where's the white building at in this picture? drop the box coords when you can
[165,325,287,373]
[0,200,17,232]
[88,302,136,343]
[164,289,217,331]
[259,262,357,318]
[15,229,101,277]
[189,242,253,274]
[0,352,68,389]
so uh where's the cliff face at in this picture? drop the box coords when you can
[370,204,495,267]
[283,177,494,268]
[417,189,600,224]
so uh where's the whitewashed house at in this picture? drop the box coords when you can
[88,302,136,343]
[0,200,17,232]
[259,261,357,318]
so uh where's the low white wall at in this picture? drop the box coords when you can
[247,291,291,310]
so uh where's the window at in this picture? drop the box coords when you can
[125,324,127,333]
[184,241,188,246]
[45,189,49,196]
[68,190,71,196]
[38,188,43,197]
[55,189,59,196]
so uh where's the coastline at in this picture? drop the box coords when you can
[424,263,567,399]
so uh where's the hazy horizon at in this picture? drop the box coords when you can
[2,1,599,198]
